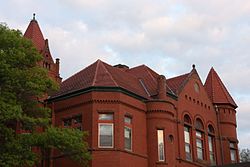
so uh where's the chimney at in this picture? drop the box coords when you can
[56,58,60,74]
[113,64,129,71]
[157,75,166,99]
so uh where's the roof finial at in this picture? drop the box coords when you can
[33,13,36,20]
[192,64,196,69]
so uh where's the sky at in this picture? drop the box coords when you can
[0,0,250,149]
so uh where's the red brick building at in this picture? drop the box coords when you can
[24,16,239,167]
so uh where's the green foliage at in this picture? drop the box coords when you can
[0,24,91,166]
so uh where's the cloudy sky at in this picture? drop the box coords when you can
[1,0,250,149]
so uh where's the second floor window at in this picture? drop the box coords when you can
[63,114,82,130]
[208,125,216,165]
[184,114,192,161]
[184,126,192,161]
[98,113,114,148]
[124,116,132,151]
[195,118,204,160]
[196,131,204,160]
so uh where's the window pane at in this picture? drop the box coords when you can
[157,130,165,161]
[197,148,203,160]
[196,139,202,148]
[230,142,235,148]
[99,124,113,147]
[196,131,202,138]
[99,114,113,120]
[208,136,213,152]
[124,127,132,150]
[124,116,132,124]
[230,149,236,162]
[185,143,191,153]
[184,130,190,143]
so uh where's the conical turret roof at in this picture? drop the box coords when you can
[204,68,237,108]
[24,14,45,52]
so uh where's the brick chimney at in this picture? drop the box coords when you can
[157,75,166,99]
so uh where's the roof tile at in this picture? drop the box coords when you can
[204,68,237,108]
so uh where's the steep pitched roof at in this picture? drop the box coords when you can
[204,68,237,108]
[24,16,45,52]
[127,65,159,96]
[52,60,149,99]
[166,73,190,95]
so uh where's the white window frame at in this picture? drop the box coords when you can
[157,129,165,162]
[98,123,114,148]
[124,126,132,151]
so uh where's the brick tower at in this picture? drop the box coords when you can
[205,68,239,165]
[24,13,61,84]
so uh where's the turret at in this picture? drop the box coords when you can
[24,14,62,84]
[146,75,176,166]
[205,68,239,165]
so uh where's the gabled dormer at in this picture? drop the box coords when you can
[24,14,62,84]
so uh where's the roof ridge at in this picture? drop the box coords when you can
[144,65,158,84]
[62,60,98,83]
[92,60,100,86]
[101,61,119,87]
[166,72,189,81]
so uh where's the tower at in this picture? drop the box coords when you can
[205,68,238,165]
[146,75,177,167]
[24,13,62,84]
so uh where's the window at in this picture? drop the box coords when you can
[195,119,204,160]
[196,131,204,160]
[124,116,132,151]
[99,113,113,120]
[184,114,192,161]
[230,142,237,163]
[98,113,114,148]
[99,124,113,148]
[208,125,216,165]
[63,114,82,130]
[184,126,192,161]
[157,129,165,161]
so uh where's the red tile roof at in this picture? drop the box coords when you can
[127,65,159,96]
[24,19,45,52]
[166,73,190,95]
[52,60,150,99]
[204,68,237,108]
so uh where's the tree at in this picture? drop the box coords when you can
[0,23,91,167]
[240,148,250,162]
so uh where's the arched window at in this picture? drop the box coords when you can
[184,114,192,161]
[208,124,216,165]
[195,118,205,160]
[195,118,204,130]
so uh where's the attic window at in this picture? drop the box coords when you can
[194,83,200,93]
